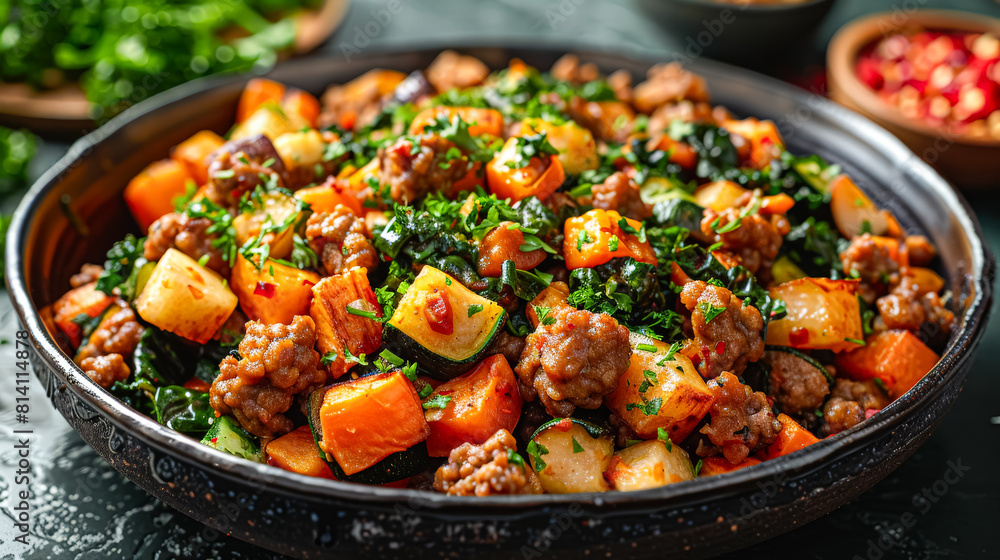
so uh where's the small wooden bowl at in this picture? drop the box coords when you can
[827,10,1000,189]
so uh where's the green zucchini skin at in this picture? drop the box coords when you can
[305,385,428,484]
[383,319,505,381]
[530,417,610,441]
[200,415,265,463]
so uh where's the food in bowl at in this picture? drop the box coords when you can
[855,28,1000,138]
[40,51,953,496]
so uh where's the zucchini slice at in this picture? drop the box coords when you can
[305,384,428,484]
[200,415,265,463]
[385,266,506,380]
[528,418,613,494]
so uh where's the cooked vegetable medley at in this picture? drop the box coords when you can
[44,52,953,495]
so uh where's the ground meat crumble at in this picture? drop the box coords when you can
[81,353,131,389]
[701,206,789,275]
[822,378,891,435]
[515,306,632,418]
[304,206,379,276]
[377,135,469,204]
[433,429,542,496]
[210,316,324,438]
[680,280,764,379]
[205,135,288,208]
[839,233,900,304]
[144,212,231,276]
[590,171,651,221]
[698,371,782,464]
[75,300,145,365]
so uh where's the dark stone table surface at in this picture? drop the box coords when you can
[1,1,997,558]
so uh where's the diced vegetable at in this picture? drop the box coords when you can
[266,426,336,479]
[232,189,305,260]
[153,385,213,436]
[519,117,598,175]
[237,78,286,124]
[311,371,430,477]
[134,249,238,344]
[51,282,115,348]
[476,220,548,277]
[766,278,864,352]
[892,267,945,296]
[309,268,383,378]
[229,254,319,326]
[124,159,194,232]
[699,456,761,476]
[409,106,504,138]
[327,69,407,130]
[771,255,808,285]
[281,89,321,129]
[385,266,506,380]
[694,180,748,212]
[294,180,363,217]
[604,333,714,441]
[529,418,613,494]
[757,413,820,460]
[526,281,570,328]
[604,440,695,491]
[345,157,380,193]
[563,209,657,270]
[829,175,902,238]
[486,136,565,202]
[645,134,698,169]
[231,103,298,141]
[171,130,225,186]
[424,354,523,457]
[201,415,265,463]
[273,129,326,172]
[719,117,784,170]
[834,330,940,398]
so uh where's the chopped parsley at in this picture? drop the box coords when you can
[467,304,484,317]
[422,394,452,410]
[697,301,727,323]
[502,132,559,169]
[625,397,663,416]
[657,427,673,451]
[507,449,527,471]
[533,305,557,326]
[526,440,549,472]
[636,343,657,353]
[571,437,585,454]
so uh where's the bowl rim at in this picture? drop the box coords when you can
[5,44,995,511]
[827,9,1000,148]
[664,0,831,11]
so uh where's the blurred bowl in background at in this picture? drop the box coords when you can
[636,0,837,65]
[828,10,1000,189]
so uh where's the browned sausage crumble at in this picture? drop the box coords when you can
[433,429,542,496]
[145,212,232,277]
[680,280,764,379]
[764,350,831,417]
[305,206,379,276]
[210,316,325,437]
[698,371,782,464]
[377,135,470,204]
[515,306,632,418]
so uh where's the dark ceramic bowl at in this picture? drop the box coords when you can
[635,0,837,65]
[5,47,994,559]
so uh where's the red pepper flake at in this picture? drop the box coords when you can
[211,437,218,444]
[715,341,726,355]
[424,292,454,335]
[567,323,575,330]
[788,327,810,346]
[254,281,276,298]
[301,279,315,287]
[554,418,573,431]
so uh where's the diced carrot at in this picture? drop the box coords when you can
[451,161,485,196]
[183,378,212,393]
[282,89,321,129]
[124,159,193,233]
[670,262,693,287]
[171,130,225,185]
[266,426,336,479]
[526,282,571,328]
[834,330,940,398]
[757,413,820,461]
[237,78,286,124]
[309,269,383,378]
[759,193,795,215]
[319,371,430,476]
[294,178,363,217]
[229,255,320,326]
[424,355,523,457]
[52,282,115,348]
[409,106,504,138]
[563,209,657,269]
[699,456,762,477]
[476,221,547,277]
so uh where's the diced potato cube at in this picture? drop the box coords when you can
[605,440,694,491]
[604,333,715,442]
[135,248,238,343]
[694,180,747,211]
[231,104,298,141]
[766,278,864,352]
[529,421,613,494]
[274,129,326,170]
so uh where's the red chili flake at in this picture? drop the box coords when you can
[567,323,575,330]
[254,281,276,298]
[865,408,880,420]
[301,279,315,287]
[211,437,218,444]
[788,327,810,346]
[424,292,454,335]
[554,418,573,432]
[715,341,726,355]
